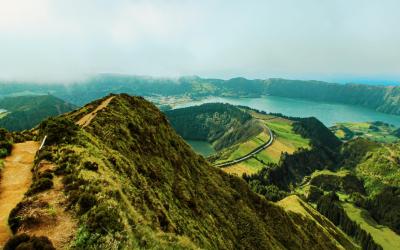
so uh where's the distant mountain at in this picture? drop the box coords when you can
[0,95,76,131]
[1,74,400,115]
[6,94,359,249]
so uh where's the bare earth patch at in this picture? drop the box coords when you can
[16,162,78,249]
[0,141,39,247]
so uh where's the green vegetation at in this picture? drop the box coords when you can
[38,117,79,145]
[341,202,400,250]
[339,138,400,195]
[277,195,359,250]
[0,128,12,173]
[4,234,55,250]
[13,94,358,249]
[167,104,311,176]
[317,192,382,250]
[363,187,400,235]
[165,103,262,151]
[309,170,365,195]
[331,121,400,143]
[244,115,341,192]
[0,128,12,158]
[0,95,76,131]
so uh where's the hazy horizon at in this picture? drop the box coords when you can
[1,0,399,84]
[0,73,399,86]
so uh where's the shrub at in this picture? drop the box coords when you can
[39,170,54,180]
[86,204,123,234]
[78,192,97,214]
[38,117,79,145]
[0,148,9,158]
[3,234,30,250]
[4,234,55,250]
[8,201,31,233]
[306,185,324,202]
[83,161,99,171]
[0,140,12,157]
[27,178,53,195]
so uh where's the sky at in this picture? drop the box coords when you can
[0,0,399,84]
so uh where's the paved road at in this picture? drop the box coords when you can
[213,126,274,168]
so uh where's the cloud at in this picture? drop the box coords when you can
[0,0,399,83]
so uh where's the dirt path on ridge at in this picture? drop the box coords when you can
[0,141,39,247]
[76,96,115,127]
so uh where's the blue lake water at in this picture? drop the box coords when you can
[176,96,400,127]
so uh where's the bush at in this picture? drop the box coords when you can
[3,234,30,250]
[306,185,324,202]
[39,170,54,180]
[0,140,12,158]
[78,192,97,214]
[8,201,31,233]
[86,204,123,234]
[27,178,53,195]
[4,234,55,250]
[38,117,78,145]
[83,161,99,171]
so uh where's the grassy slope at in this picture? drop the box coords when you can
[222,112,310,176]
[278,195,359,250]
[342,203,400,250]
[340,139,400,195]
[332,122,399,143]
[35,94,352,249]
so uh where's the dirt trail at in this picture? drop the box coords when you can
[0,141,39,246]
[76,96,115,127]
[21,171,77,249]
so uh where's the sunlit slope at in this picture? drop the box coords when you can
[222,112,310,176]
[21,94,354,249]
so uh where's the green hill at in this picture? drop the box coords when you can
[0,95,76,131]
[6,94,359,249]
[166,105,311,175]
[165,103,264,151]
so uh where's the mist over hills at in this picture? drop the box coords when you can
[1,74,400,115]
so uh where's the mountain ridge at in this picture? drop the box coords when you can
[4,93,357,249]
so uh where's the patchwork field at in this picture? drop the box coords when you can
[222,112,310,176]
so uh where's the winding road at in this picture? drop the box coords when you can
[213,126,274,168]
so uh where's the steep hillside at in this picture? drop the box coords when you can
[0,95,76,131]
[277,195,358,250]
[165,103,264,151]
[5,94,359,249]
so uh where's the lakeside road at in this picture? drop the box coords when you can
[213,126,274,168]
